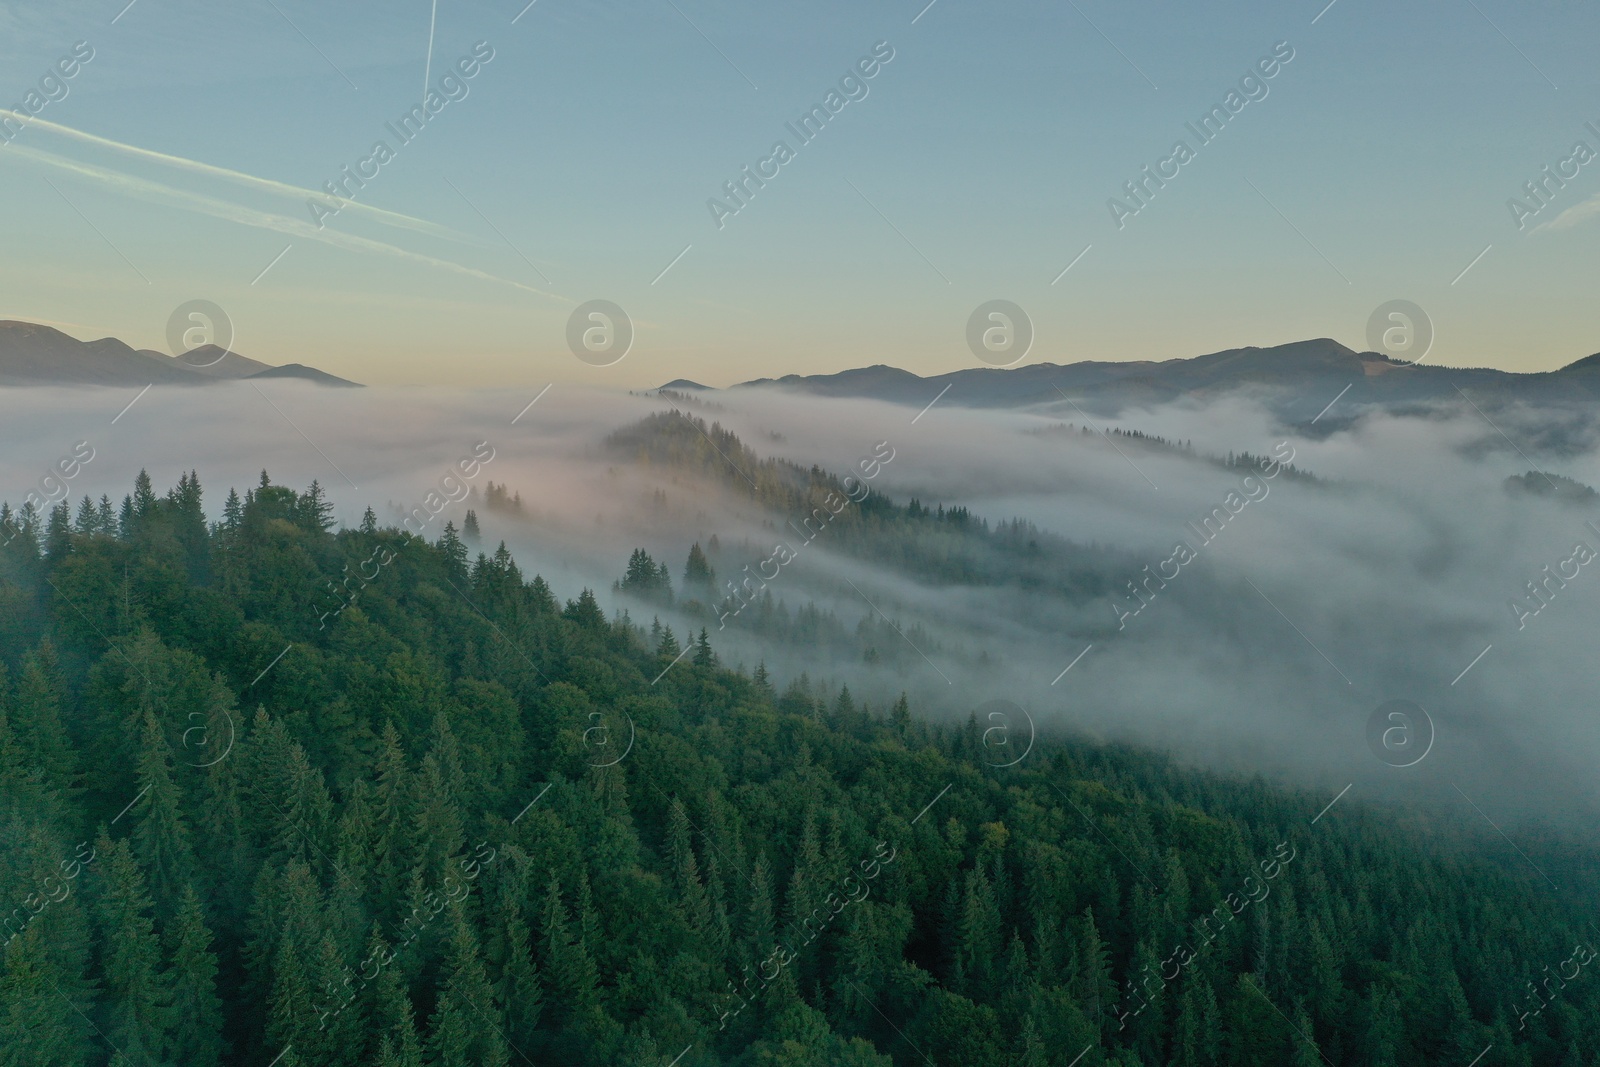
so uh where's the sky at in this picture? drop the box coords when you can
[0,0,1596,387]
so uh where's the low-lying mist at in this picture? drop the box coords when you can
[7,378,1598,828]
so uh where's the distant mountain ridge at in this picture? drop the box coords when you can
[0,321,360,387]
[728,338,1600,419]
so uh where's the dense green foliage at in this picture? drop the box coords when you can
[1,470,1598,1066]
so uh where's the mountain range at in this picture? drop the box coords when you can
[0,321,359,387]
[715,338,1600,421]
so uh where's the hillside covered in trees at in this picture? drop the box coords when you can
[0,470,1597,1066]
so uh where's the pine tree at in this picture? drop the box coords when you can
[0,925,91,1067]
[427,905,511,1067]
[301,479,335,532]
[463,509,481,544]
[683,542,714,595]
[541,875,601,1032]
[693,628,715,668]
[498,907,543,1052]
[166,884,225,1067]
[94,835,173,1063]
[132,710,196,920]
[11,645,76,796]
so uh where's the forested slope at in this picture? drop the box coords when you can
[0,471,1595,1066]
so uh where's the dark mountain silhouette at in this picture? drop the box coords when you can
[0,320,360,386]
[733,338,1600,420]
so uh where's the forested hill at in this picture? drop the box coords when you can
[608,410,1124,602]
[0,471,1597,1066]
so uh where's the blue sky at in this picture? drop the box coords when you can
[0,0,1596,386]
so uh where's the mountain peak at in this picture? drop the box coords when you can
[0,319,359,387]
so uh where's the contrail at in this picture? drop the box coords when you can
[0,109,465,243]
[10,144,569,304]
